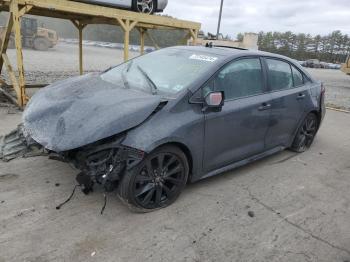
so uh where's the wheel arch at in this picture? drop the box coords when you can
[150,141,193,182]
[166,142,193,180]
[289,110,320,148]
[309,110,321,130]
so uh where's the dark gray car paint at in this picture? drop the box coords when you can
[23,73,162,152]
[22,46,323,183]
[121,46,323,182]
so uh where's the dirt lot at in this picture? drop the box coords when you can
[1,106,350,262]
[1,43,350,110]
[1,43,350,261]
[307,68,350,111]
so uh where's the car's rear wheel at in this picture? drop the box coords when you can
[134,0,156,14]
[118,145,189,212]
[291,113,318,153]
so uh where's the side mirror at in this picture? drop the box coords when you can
[204,91,224,109]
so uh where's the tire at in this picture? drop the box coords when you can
[133,0,156,14]
[33,37,50,51]
[290,113,319,153]
[118,145,189,212]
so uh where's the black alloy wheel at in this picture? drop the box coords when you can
[118,145,189,212]
[291,113,318,152]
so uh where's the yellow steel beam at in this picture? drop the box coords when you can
[145,31,159,50]
[189,28,198,45]
[138,28,145,55]
[0,0,201,106]
[1,0,201,31]
[1,53,21,105]
[18,4,32,16]
[119,19,138,61]
[122,20,130,61]
[71,20,86,75]
[0,12,13,75]
[11,0,26,107]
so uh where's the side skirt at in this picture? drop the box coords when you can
[199,146,285,181]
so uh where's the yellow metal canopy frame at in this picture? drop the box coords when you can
[0,0,201,107]
[341,55,350,75]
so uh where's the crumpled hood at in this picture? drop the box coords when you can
[23,73,162,152]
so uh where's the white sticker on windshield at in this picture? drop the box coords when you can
[189,54,218,62]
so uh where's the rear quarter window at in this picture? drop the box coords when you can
[266,59,293,91]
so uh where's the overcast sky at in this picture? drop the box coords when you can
[163,0,350,38]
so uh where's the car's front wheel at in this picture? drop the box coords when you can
[291,113,319,152]
[118,145,189,212]
[134,0,156,14]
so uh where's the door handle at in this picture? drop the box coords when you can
[258,103,271,111]
[297,93,306,100]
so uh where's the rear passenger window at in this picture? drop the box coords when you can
[266,59,293,91]
[292,66,304,86]
[211,58,264,100]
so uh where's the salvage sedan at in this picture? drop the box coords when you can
[0,46,325,212]
[76,0,168,14]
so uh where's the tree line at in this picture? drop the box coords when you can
[246,31,350,63]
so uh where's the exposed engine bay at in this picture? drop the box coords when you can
[0,125,145,194]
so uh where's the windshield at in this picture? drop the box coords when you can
[101,48,221,95]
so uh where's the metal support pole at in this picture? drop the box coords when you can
[71,20,86,75]
[145,30,159,50]
[123,20,130,61]
[216,0,224,40]
[139,28,145,55]
[0,13,14,74]
[11,0,26,106]
[190,29,198,45]
[118,19,137,61]
[78,25,83,75]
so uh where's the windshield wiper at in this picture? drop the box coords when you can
[121,60,133,89]
[136,65,158,95]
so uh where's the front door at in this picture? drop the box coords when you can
[203,57,272,173]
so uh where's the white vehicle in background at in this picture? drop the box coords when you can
[76,0,168,14]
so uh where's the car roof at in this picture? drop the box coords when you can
[170,45,297,63]
[168,45,316,84]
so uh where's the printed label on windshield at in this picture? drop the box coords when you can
[189,54,218,62]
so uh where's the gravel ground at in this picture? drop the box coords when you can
[1,43,139,84]
[0,43,349,110]
[1,109,350,262]
[306,68,350,111]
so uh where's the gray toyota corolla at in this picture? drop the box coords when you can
[1,46,326,212]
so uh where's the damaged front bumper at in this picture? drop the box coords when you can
[67,135,145,194]
[0,125,47,162]
[1,125,145,194]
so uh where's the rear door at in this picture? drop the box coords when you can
[263,58,309,148]
[203,57,272,173]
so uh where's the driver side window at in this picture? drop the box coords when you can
[204,58,264,100]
